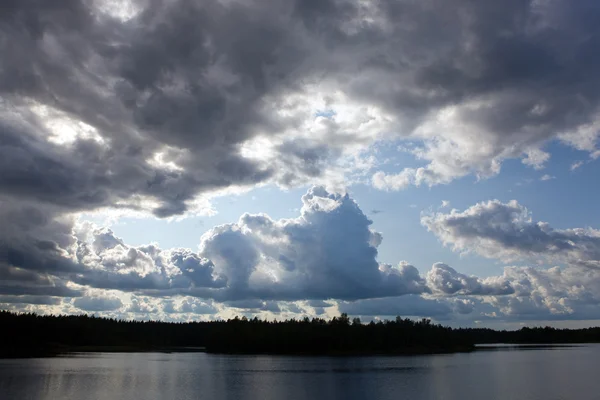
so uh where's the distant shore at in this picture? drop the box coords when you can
[3,311,600,359]
[0,345,207,359]
[3,343,587,359]
[1,345,477,359]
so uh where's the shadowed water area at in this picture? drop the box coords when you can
[1,345,598,400]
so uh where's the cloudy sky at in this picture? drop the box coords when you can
[2,0,600,328]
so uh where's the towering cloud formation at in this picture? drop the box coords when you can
[45,187,426,302]
[197,187,427,300]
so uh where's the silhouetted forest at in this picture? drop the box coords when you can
[2,311,600,358]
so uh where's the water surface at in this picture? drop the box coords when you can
[1,345,597,400]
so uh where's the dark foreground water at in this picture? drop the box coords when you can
[1,345,598,400]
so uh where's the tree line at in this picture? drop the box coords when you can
[2,311,600,357]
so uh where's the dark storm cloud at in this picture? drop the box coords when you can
[0,0,292,217]
[0,295,62,306]
[2,0,599,218]
[307,300,333,308]
[0,282,81,298]
[0,199,85,297]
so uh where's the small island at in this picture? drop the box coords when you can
[2,311,600,358]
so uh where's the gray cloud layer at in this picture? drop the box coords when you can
[426,263,514,296]
[421,200,600,266]
[2,0,600,220]
[3,0,600,323]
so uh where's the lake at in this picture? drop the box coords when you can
[1,345,597,400]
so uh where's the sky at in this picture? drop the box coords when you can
[2,0,600,328]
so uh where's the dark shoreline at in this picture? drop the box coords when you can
[1,347,473,359]
[3,311,600,359]
[1,343,478,359]
[1,312,475,359]
[3,344,585,359]
[0,345,207,359]
[474,343,582,351]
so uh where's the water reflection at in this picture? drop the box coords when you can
[0,346,598,400]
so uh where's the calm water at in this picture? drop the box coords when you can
[1,345,598,400]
